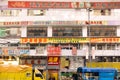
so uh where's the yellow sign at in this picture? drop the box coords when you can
[21,38,89,43]
[87,62,120,70]
[48,38,89,43]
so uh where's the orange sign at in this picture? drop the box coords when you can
[91,38,120,43]
[21,38,47,43]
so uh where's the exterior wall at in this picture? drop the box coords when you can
[47,26,52,37]
[0,9,120,21]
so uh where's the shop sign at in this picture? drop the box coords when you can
[87,62,120,69]
[20,38,47,43]
[4,22,21,26]
[22,59,46,65]
[36,46,45,54]
[91,38,120,43]
[48,38,89,43]
[91,2,120,9]
[48,56,59,65]
[32,21,78,25]
[51,21,77,25]
[8,47,17,56]
[32,21,108,26]
[85,21,106,25]
[102,38,119,43]
[47,46,61,56]
[8,1,74,9]
[21,38,89,43]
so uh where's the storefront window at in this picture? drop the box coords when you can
[88,26,116,37]
[91,43,116,50]
[0,28,21,38]
[27,9,46,16]
[0,9,22,16]
[53,27,82,37]
[27,27,47,37]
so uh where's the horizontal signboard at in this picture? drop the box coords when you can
[91,2,120,9]
[8,1,120,9]
[90,38,120,43]
[8,1,74,9]
[20,37,89,43]
[0,21,109,26]
[21,37,120,43]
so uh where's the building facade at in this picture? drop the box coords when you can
[0,0,120,80]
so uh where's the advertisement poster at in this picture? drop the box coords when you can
[8,47,17,56]
[2,47,8,56]
[17,47,30,55]
[36,46,45,54]
[47,46,61,56]
[72,47,77,55]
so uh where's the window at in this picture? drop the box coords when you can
[0,28,21,38]
[27,9,46,16]
[93,9,111,16]
[27,27,47,37]
[0,9,21,16]
[53,27,82,37]
[88,26,116,37]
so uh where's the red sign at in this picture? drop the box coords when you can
[8,1,73,9]
[4,22,21,26]
[91,2,120,9]
[48,56,59,65]
[85,21,102,25]
[8,1,120,9]
[47,46,61,56]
